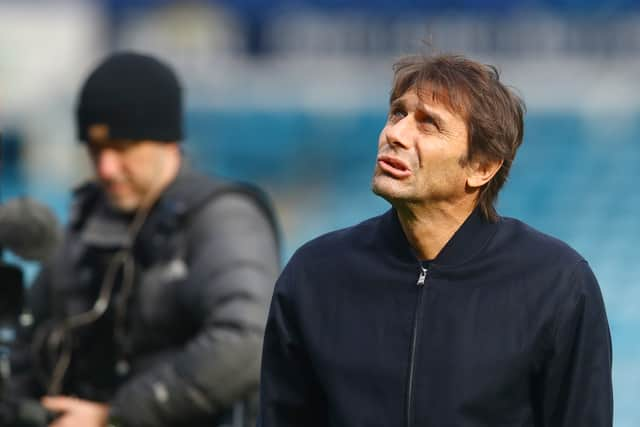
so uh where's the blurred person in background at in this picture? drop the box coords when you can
[8,52,279,427]
[259,53,613,426]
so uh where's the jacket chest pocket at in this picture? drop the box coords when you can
[136,258,189,328]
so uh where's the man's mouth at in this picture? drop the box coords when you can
[103,180,129,195]
[377,155,411,178]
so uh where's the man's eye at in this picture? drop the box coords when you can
[389,109,406,120]
[417,115,439,131]
[113,144,132,152]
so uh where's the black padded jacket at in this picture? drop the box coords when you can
[11,166,280,427]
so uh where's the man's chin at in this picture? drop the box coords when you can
[106,194,140,213]
[372,177,409,202]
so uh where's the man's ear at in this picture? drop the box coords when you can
[466,158,503,189]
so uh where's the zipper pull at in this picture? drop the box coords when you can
[417,266,427,286]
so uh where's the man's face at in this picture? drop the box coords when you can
[87,139,173,212]
[372,88,471,206]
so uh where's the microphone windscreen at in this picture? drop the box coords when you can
[0,197,62,262]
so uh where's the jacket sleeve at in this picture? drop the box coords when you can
[540,260,613,427]
[257,256,327,427]
[110,193,279,427]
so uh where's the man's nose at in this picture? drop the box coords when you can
[94,149,121,180]
[384,116,412,150]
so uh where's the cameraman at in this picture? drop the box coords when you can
[7,52,279,427]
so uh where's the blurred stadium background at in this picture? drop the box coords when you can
[0,0,638,425]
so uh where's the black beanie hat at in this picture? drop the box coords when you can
[76,52,183,143]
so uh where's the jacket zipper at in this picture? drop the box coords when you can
[406,264,427,427]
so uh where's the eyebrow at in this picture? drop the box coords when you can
[417,105,446,131]
[388,98,406,113]
[390,97,447,131]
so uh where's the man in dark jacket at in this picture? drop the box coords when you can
[9,52,279,427]
[259,54,613,426]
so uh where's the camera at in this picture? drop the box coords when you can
[0,260,24,397]
[0,260,59,427]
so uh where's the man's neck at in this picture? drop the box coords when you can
[394,198,477,261]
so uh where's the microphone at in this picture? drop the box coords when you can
[0,197,62,262]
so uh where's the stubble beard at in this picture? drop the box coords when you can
[371,171,415,205]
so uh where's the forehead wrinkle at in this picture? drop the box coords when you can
[413,80,469,123]
[410,84,470,143]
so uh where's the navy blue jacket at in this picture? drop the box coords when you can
[259,209,612,427]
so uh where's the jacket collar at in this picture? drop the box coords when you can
[380,206,499,268]
[80,163,194,249]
